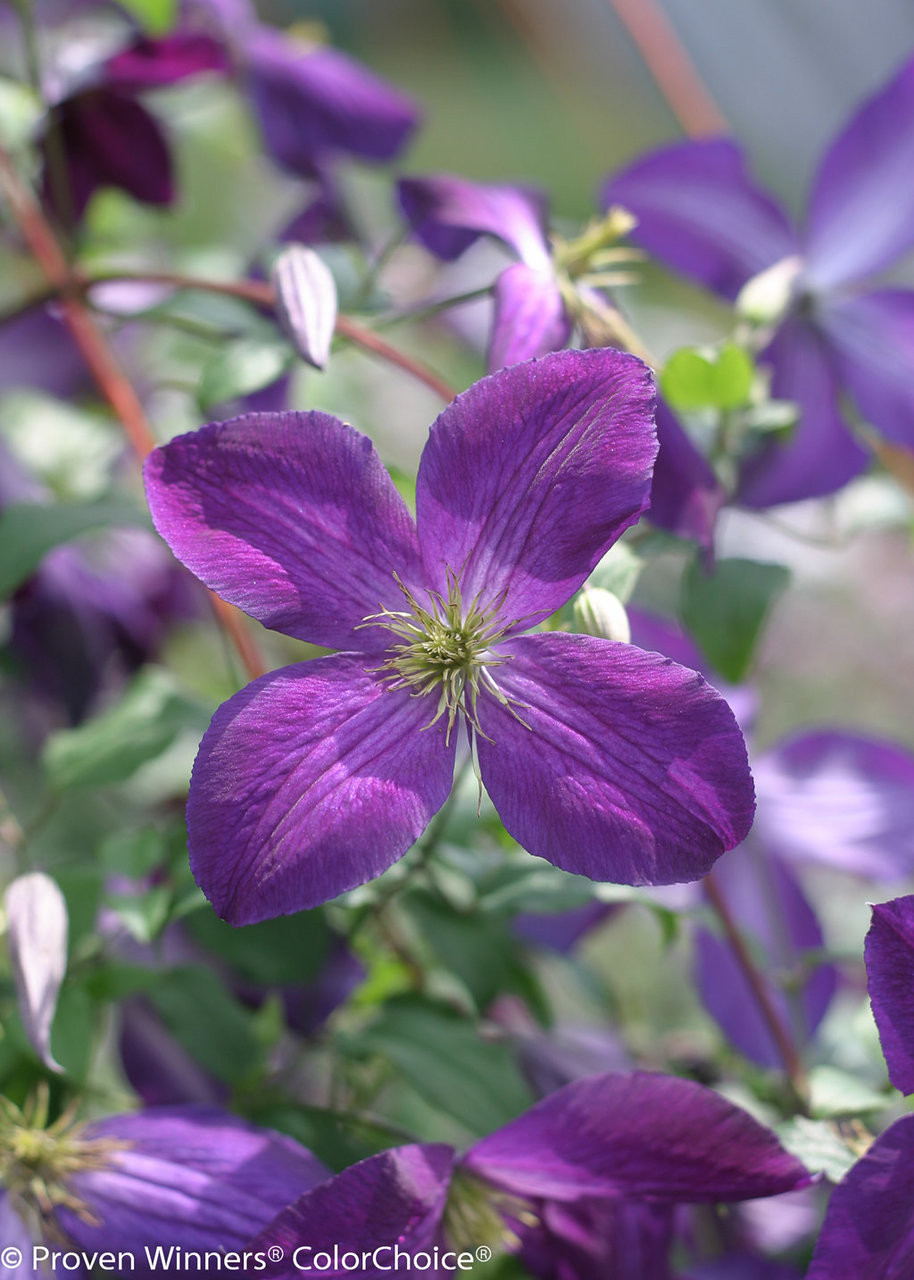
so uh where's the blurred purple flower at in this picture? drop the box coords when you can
[253,1072,809,1278]
[38,32,227,225]
[398,172,724,549]
[0,1105,327,1277]
[145,349,754,923]
[805,894,914,1277]
[602,56,914,507]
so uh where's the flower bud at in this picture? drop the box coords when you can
[4,871,68,1072]
[572,587,631,644]
[271,243,338,370]
[736,254,803,326]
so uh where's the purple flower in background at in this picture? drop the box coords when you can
[602,55,914,507]
[38,31,228,225]
[145,349,754,924]
[253,1072,809,1278]
[188,0,418,183]
[805,894,914,1277]
[398,173,724,549]
[0,1104,326,1277]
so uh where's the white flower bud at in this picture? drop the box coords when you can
[572,587,631,644]
[736,254,804,326]
[271,244,338,370]
[4,871,69,1072]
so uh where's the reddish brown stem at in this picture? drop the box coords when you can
[0,145,266,681]
[602,0,728,136]
[704,869,808,1105]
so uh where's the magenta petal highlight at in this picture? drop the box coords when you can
[144,413,424,652]
[187,656,455,922]
[475,633,754,886]
[416,349,657,627]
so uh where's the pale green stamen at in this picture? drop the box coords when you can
[360,568,530,747]
[443,1169,540,1255]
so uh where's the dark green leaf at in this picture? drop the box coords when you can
[680,557,790,682]
[0,497,151,599]
[185,906,330,987]
[349,995,534,1135]
[148,967,262,1083]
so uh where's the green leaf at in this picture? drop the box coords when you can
[808,1065,888,1118]
[198,338,293,409]
[184,906,330,987]
[776,1116,860,1183]
[660,344,755,412]
[43,667,211,790]
[0,497,150,599]
[680,556,790,683]
[115,0,177,33]
[348,995,534,1135]
[248,1102,396,1173]
[148,967,262,1084]
[404,890,526,1010]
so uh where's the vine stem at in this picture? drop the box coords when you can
[5,268,459,405]
[601,0,728,136]
[0,143,266,681]
[703,869,809,1106]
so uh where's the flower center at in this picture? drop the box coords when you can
[443,1169,539,1256]
[361,569,526,745]
[0,1094,125,1231]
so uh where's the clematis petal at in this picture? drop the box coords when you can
[753,731,914,880]
[187,656,455,923]
[488,263,572,370]
[252,1145,455,1275]
[475,633,754,886]
[648,400,724,551]
[42,89,173,224]
[462,1070,808,1202]
[246,31,418,177]
[804,56,914,289]
[61,1106,327,1258]
[818,290,914,448]
[144,412,425,652]
[519,1197,673,1280]
[600,139,798,300]
[806,1113,914,1279]
[737,318,868,508]
[0,1194,41,1280]
[865,896,914,1095]
[104,33,229,88]
[397,174,552,269]
[416,349,656,626]
[695,846,836,1068]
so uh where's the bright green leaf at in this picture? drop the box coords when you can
[0,497,150,599]
[115,0,177,33]
[661,344,755,412]
[680,556,790,683]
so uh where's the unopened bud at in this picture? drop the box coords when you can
[271,244,338,370]
[4,872,69,1072]
[573,587,631,644]
[736,255,803,326]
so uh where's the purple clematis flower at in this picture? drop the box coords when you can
[38,31,228,225]
[144,349,754,924]
[601,55,914,507]
[398,173,725,549]
[805,893,914,1277]
[252,1072,809,1279]
[0,1104,327,1277]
